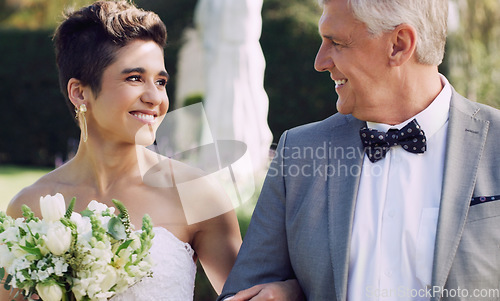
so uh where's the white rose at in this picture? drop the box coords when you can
[36,282,63,301]
[45,221,72,256]
[40,193,66,222]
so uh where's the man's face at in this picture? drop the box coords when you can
[314,0,395,122]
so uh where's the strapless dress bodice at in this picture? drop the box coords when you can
[110,227,196,301]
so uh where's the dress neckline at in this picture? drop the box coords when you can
[152,226,195,258]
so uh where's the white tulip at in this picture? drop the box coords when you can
[45,221,72,256]
[36,282,63,301]
[40,193,66,222]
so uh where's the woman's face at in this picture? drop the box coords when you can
[86,39,169,146]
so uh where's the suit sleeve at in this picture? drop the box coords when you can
[218,131,295,299]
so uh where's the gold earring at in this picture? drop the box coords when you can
[75,104,88,142]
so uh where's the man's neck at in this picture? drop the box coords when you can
[365,65,443,125]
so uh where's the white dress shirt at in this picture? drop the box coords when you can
[347,75,452,301]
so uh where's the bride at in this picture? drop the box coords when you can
[1,1,242,300]
[1,1,304,300]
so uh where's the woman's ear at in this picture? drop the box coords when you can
[67,78,88,108]
[388,23,417,67]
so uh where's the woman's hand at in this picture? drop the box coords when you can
[226,279,305,301]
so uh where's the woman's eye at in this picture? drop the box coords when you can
[127,75,142,82]
[156,79,167,86]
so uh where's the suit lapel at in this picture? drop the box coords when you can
[327,116,365,301]
[431,92,490,298]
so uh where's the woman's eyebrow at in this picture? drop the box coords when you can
[158,71,169,79]
[121,67,146,74]
[121,68,169,79]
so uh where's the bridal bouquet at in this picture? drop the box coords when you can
[0,193,154,301]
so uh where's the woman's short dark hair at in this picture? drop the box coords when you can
[53,0,167,105]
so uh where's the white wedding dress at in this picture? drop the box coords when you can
[110,227,197,301]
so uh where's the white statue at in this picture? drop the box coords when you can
[193,0,273,173]
[169,0,272,217]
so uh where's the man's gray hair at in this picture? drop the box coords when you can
[318,0,448,65]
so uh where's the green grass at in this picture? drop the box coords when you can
[0,165,52,211]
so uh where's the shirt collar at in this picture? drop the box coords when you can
[366,74,451,139]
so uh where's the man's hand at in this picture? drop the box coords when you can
[226,279,305,301]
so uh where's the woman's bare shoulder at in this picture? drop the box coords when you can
[7,169,62,217]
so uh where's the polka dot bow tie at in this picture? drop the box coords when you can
[359,119,427,163]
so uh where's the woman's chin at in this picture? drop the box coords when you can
[134,131,156,146]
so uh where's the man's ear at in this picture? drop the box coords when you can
[388,24,417,67]
[67,78,89,108]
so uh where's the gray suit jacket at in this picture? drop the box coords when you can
[220,90,500,301]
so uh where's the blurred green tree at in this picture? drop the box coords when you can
[0,0,92,29]
[447,0,500,108]
[261,0,337,144]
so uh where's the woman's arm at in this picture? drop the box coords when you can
[192,209,242,294]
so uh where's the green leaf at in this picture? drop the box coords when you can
[24,240,35,248]
[108,217,127,240]
[115,239,134,255]
[80,209,93,217]
[19,245,42,257]
[4,274,12,290]
[0,267,4,280]
[18,227,26,236]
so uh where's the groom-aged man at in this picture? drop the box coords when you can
[219,0,500,300]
